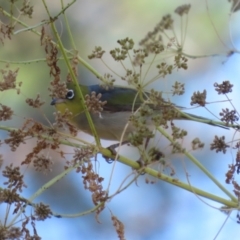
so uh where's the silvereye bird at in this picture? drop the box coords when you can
[51,82,227,142]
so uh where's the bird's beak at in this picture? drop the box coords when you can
[50,98,65,105]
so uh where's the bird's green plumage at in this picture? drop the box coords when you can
[51,82,227,141]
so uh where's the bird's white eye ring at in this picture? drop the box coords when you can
[66,89,74,100]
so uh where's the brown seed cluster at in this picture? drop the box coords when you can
[49,79,68,99]
[175,4,191,16]
[151,103,180,129]
[132,48,149,65]
[82,161,106,205]
[2,1,240,235]
[128,105,155,146]
[232,180,240,199]
[88,46,105,59]
[121,70,140,85]
[110,38,134,61]
[42,34,60,77]
[0,225,23,240]
[219,108,239,125]
[174,54,188,70]
[0,188,20,204]
[2,164,26,192]
[191,138,204,150]
[21,216,41,239]
[23,140,51,165]
[225,142,240,185]
[0,104,13,121]
[148,147,165,160]
[85,91,107,114]
[4,129,26,151]
[172,81,185,96]
[3,119,60,166]
[0,68,20,91]
[64,147,107,215]
[20,0,34,17]
[33,154,53,173]
[214,81,233,94]
[41,27,69,99]
[65,146,95,171]
[53,109,78,136]
[26,94,45,108]
[171,125,187,140]
[111,214,125,240]
[34,203,52,220]
[210,135,229,154]
[190,89,207,106]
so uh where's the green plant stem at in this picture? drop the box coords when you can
[101,148,238,207]
[46,9,101,147]
[51,202,105,218]
[1,125,238,208]
[1,3,238,212]
[156,126,237,202]
[1,7,104,80]
[60,0,77,50]
[8,161,82,226]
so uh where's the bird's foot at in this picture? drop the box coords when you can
[103,141,129,163]
[136,158,146,175]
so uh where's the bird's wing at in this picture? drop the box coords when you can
[88,85,144,112]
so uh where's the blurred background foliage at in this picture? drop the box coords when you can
[1,0,240,239]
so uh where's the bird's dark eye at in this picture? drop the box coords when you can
[66,89,74,100]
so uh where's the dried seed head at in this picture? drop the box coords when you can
[190,89,207,106]
[219,108,239,125]
[175,4,191,16]
[214,81,233,94]
[0,68,20,91]
[85,91,107,114]
[210,135,229,154]
[88,46,105,59]
[33,154,53,173]
[26,94,45,108]
[0,104,14,121]
[34,203,52,220]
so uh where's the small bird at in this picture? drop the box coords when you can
[51,82,227,142]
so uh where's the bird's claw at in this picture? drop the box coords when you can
[136,158,146,175]
[102,146,117,163]
[102,142,127,163]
